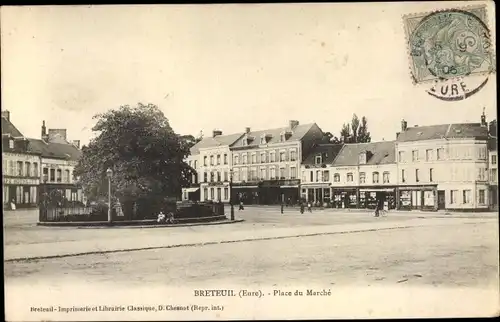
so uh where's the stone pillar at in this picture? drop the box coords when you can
[356,188,360,208]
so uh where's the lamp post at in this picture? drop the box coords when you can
[229,169,235,221]
[106,168,113,224]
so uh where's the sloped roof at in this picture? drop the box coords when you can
[303,144,343,165]
[27,139,82,161]
[190,132,244,155]
[1,117,24,137]
[231,123,317,147]
[333,141,396,166]
[397,123,488,142]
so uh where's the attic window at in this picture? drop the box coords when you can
[260,135,267,145]
[9,139,14,149]
[315,155,322,165]
[358,152,367,165]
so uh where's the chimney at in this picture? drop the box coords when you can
[289,120,299,129]
[245,127,251,134]
[212,129,223,138]
[481,109,487,127]
[401,119,408,131]
[72,140,81,149]
[41,120,47,140]
[48,129,67,142]
[1,110,10,121]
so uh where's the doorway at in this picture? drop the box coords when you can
[437,190,445,210]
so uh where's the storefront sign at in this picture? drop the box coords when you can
[3,178,38,185]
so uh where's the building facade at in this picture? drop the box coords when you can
[230,121,324,205]
[488,119,497,210]
[396,117,490,211]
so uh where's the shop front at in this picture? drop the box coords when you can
[331,187,358,209]
[3,177,39,209]
[200,182,230,202]
[302,183,330,206]
[359,187,396,210]
[396,185,438,211]
[231,182,260,205]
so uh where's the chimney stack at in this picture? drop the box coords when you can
[289,120,299,129]
[41,120,48,141]
[72,140,81,149]
[1,110,10,121]
[245,127,251,134]
[401,119,408,131]
[212,129,223,138]
[481,108,487,127]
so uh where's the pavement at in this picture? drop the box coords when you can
[4,215,495,262]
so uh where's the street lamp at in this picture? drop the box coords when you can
[106,168,113,224]
[229,169,235,221]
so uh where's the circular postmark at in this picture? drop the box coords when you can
[408,8,495,100]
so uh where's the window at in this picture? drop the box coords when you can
[412,150,419,161]
[426,149,433,161]
[270,152,276,163]
[234,170,240,182]
[224,154,228,165]
[359,172,366,184]
[241,168,248,181]
[210,188,215,200]
[398,151,405,162]
[290,150,297,161]
[9,139,14,149]
[234,155,239,165]
[203,188,208,201]
[203,172,207,182]
[372,172,379,184]
[252,154,257,164]
[65,170,71,183]
[316,170,321,182]
[43,167,48,182]
[279,168,286,179]
[463,190,471,204]
[415,169,420,182]
[17,161,23,176]
[260,153,266,163]
[478,189,486,204]
[25,162,31,177]
[260,136,266,144]
[56,169,62,182]
[315,155,322,164]
[302,171,306,182]
[260,168,266,180]
[217,172,221,182]
[383,172,390,183]
[210,172,214,182]
[217,155,221,165]
[322,170,329,182]
[224,171,228,182]
[209,155,214,165]
[333,173,340,182]
[194,160,197,169]
[270,167,276,179]
[401,169,406,183]
[491,169,498,182]
[492,155,497,165]
[250,168,257,181]
[32,163,38,178]
[280,152,286,162]
[347,173,353,182]
[224,188,229,201]
[310,171,313,182]
[478,168,487,181]
[437,148,444,160]
[478,147,487,160]
[450,190,458,204]
[204,156,207,166]
[242,154,247,164]
[280,134,285,142]
[358,153,366,164]
[429,168,433,182]
[291,167,297,179]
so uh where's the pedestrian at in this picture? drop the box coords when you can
[10,199,16,210]
[307,201,312,213]
[281,202,284,214]
[374,200,380,217]
[239,200,244,211]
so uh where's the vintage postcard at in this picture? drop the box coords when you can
[2,2,498,321]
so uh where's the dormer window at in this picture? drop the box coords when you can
[280,132,286,142]
[9,139,14,149]
[315,155,322,165]
[260,135,267,145]
[358,152,367,165]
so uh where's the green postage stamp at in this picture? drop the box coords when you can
[404,5,495,85]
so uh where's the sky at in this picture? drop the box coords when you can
[1,2,497,146]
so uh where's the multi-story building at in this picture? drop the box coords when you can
[230,121,324,204]
[300,144,343,205]
[181,148,200,202]
[395,115,490,211]
[27,121,84,204]
[488,119,497,209]
[2,111,41,209]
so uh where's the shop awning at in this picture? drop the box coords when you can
[184,187,200,193]
[233,186,259,189]
[280,185,299,188]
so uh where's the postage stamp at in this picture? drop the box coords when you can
[403,6,496,86]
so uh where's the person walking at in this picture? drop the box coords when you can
[281,201,284,214]
[300,201,305,214]
[238,200,244,211]
[307,201,312,213]
[374,199,380,217]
